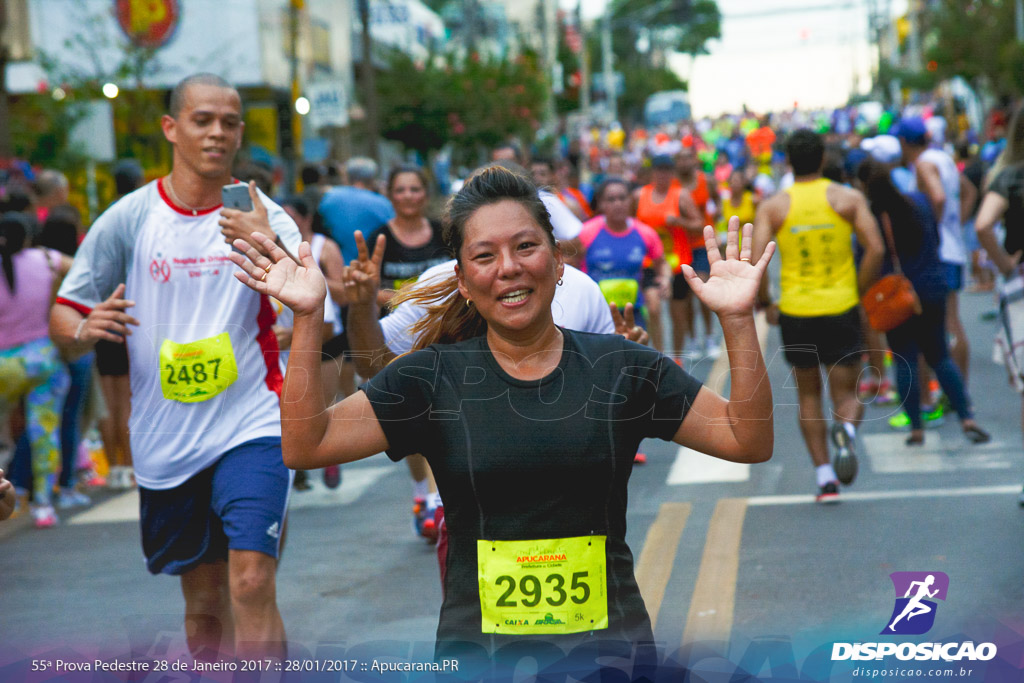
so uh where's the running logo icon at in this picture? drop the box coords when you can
[882,571,949,635]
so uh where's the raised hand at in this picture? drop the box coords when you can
[343,230,386,308]
[77,283,139,343]
[229,232,326,316]
[610,302,649,345]
[680,217,775,320]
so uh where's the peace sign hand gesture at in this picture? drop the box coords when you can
[343,230,387,308]
[680,217,775,321]
[229,232,326,317]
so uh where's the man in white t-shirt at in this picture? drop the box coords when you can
[50,74,299,661]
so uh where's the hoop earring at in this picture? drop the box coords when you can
[465,299,472,307]
[557,278,563,286]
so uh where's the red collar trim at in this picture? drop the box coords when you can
[157,177,224,216]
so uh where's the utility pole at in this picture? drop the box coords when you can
[577,0,590,120]
[542,0,557,132]
[601,7,616,123]
[357,0,380,161]
[288,0,302,192]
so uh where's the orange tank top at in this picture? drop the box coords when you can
[636,184,691,271]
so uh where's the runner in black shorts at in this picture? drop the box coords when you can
[778,307,864,368]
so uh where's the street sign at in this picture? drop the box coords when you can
[306,80,349,130]
[69,100,116,162]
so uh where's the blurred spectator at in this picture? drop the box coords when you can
[31,170,69,224]
[234,160,274,195]
[112,159,144,198]
[0,211,71,527]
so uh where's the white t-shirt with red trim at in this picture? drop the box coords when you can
[57,179,301,489]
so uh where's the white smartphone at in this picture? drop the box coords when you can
[222,183,253,211]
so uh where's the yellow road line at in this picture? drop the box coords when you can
[634,502,691,630]
[682,497,748,646]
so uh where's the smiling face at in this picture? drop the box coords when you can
[455,200,563,339]
[388,171,428,219]
[162,83,243,180]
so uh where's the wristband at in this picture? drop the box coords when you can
[73,319,88,342]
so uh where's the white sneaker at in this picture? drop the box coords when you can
[57,488,91,509]
[108,466,134,491]
[31,504,59,528]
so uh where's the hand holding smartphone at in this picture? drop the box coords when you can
[222,183,254,211]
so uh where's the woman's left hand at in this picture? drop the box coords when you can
[681,217,775,320]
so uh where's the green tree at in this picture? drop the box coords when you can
[376,50,546,163]
[609,0,721,63]
[377,52,450,156]
[921,0,1024,97]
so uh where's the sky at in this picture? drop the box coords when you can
[564,0,909,118]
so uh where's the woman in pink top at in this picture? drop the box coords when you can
[0,212,71,527]
[579,177,670,330]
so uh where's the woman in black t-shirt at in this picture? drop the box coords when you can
[368,165,449,308]
[228,166,777,679]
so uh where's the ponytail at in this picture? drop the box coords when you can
[390,274,487,351]
[0,212,30,292]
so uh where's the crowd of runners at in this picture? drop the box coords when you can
[2,72,1024,675]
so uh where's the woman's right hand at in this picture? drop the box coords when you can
[343,231,386,308]
[229,233,326,316]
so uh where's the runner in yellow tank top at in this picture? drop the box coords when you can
[750,130,884,504]
[776,177,860,316]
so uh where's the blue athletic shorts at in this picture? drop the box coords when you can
[139,437,291,576]
[941,261,964,292]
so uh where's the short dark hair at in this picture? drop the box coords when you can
[300,163,323,186]
[786,129,825,176]
[113,159,144,196]
[280,194,312,219]
[168,73,235,118]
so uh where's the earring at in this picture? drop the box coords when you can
[557,278,563,286]
[465,299,472,307]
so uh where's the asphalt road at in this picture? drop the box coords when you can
[2,289,1023,682]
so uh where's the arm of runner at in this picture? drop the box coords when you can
[344,231,396,377]
[751,199,779,320]
[959,173,977,225]
[318,237,349,306]
[847,189,885,294]
[229,234,387,467]
[674,219,775,463]
[219,181,300,263]
[916,161,946,219]
[974,191,1019,275]
[50,283,140,359]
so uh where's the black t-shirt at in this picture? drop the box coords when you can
[989,163,1024,258]
[363,328,703,658]
[366,218,449,291]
